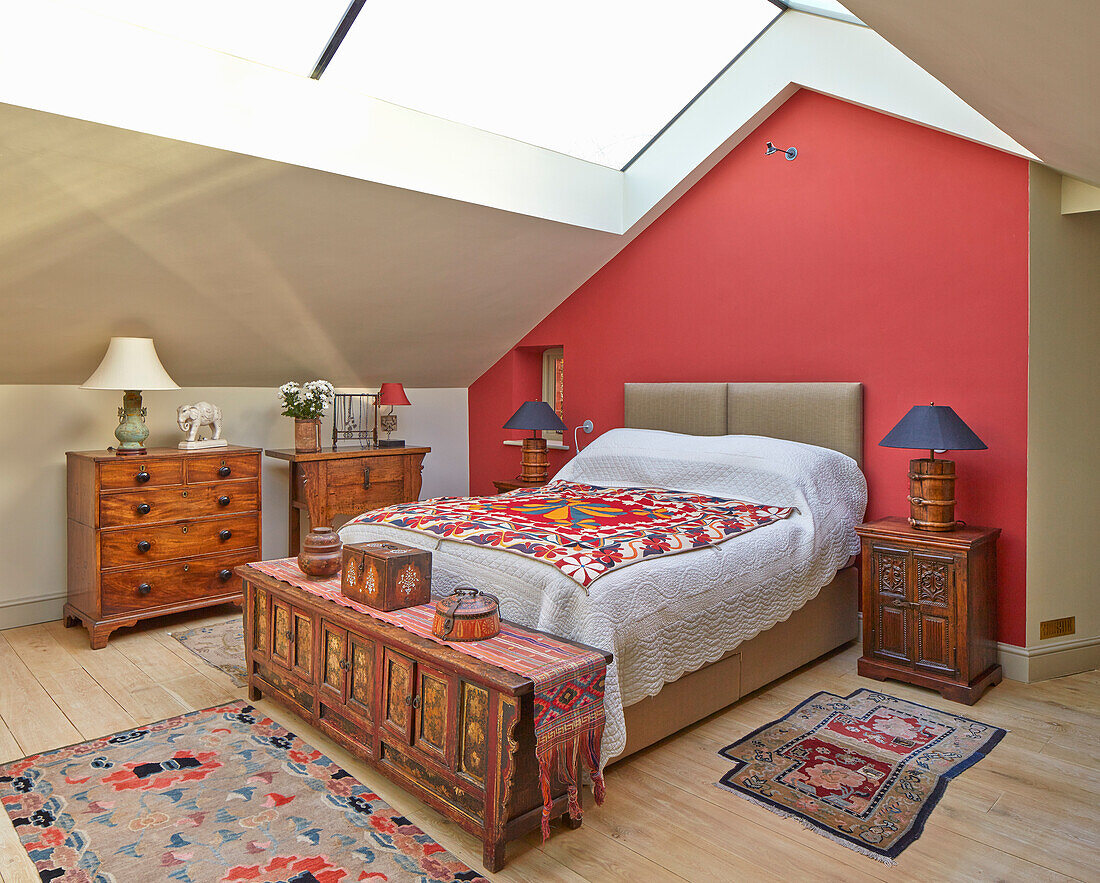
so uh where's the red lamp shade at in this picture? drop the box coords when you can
[378,383,411,406]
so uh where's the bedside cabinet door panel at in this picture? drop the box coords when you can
[871,547,914,665]
[913,553,956,675]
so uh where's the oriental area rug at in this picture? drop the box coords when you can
[717,688,1005,864]
[0,701,488,883]
[171,619,247,687]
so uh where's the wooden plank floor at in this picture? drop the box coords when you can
[0,609,1097,882]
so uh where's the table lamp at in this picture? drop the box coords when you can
[879,403,987,531]
[81,337,180,455]
[377,382,411,448]
[503,400,566,483]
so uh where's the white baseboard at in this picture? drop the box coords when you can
[997,634,1100,683]
[0,592,66,631]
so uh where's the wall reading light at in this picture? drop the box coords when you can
[765,141,798,161]
[573,419,594,453]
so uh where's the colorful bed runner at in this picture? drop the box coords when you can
[346,481,795,589]
[249,559,607,838]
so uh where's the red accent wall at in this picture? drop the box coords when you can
[469,91,1029,646]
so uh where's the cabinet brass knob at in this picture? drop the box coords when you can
[339,658,350,671]
[137,583,152,595]
[219,529,232,541]
[137,540,151,553]
[218,569,232,581]
[218,465,231,477]
[218,495,231,507]
[285,629,294,640]
[404,694,413,706]
[136,470,150,483]
[136,503,151,516]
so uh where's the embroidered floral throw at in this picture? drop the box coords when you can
[347,481,794,589]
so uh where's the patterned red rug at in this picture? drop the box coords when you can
[0,701,487,882]
[717,689,1005,864]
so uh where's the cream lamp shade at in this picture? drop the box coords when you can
[81,337,179,390]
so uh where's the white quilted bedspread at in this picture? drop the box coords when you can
[340,430,866,762]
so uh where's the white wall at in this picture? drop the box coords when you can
[0,385,468,630]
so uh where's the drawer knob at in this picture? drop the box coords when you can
[218,568,232,582]
[218,465,231,477]
[339,658,350,671]
[219,529,232,541]
[136,503,151,516]
[137,583,152,595]
[218,495,231,507]
[137,540,151,553]
[136,470,150,483]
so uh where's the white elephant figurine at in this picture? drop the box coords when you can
[177,401,223,442]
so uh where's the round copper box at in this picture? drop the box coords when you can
[432,588,501,642]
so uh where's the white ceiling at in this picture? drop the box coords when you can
[843,0,1100,186]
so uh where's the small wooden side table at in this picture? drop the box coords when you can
[266,447,430,555]
[856,517,1001,704]
[492,477,549,494]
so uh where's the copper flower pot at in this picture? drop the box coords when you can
[298,527,342,577]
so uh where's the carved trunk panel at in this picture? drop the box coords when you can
[320,623,347,703]
[415,664,454,765]
[382,648,415,744]
[458,682,489,787]
[347,634,376,723]
[252,588,268,656]
[272,598,292,667]
[292,609,314,680]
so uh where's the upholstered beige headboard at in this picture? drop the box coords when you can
[624,382,863,465]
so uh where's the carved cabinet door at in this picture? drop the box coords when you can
[381,648,416,744]
[320,622,347,705]
[911,552,957,676]
[414,661,455,766]
[870,546,913,666]
[290,608,315,681]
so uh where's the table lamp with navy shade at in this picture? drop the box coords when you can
[503,400,566,483]
[879,404,987,532]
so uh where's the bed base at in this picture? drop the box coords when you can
[612,566,858,762]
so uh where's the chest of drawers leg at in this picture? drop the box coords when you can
[65,447,262,648]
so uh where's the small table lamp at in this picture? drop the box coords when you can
[879,403,987,531]
[377,382,411,448]
[503,400,566,483]
[81,337,180,455]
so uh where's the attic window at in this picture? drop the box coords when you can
[542,347,564,445]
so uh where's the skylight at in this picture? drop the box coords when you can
[321,0,782,168]
[64,0,351,75]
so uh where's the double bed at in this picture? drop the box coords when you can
[340,382,866,763]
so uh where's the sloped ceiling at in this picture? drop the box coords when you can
[843,0,1100,186]
[0,102,620,387]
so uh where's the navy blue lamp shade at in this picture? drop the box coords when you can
[503,400,566,436]
[879,405,987,456]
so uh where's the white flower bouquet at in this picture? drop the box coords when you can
[278,380,334,419]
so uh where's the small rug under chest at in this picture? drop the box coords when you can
[716,689,1005,864]
[0,701,487,883]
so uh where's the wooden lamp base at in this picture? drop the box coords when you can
[520,437,549,482]
[908,458,957,531]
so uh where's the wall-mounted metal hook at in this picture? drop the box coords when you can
[765,141,797,161]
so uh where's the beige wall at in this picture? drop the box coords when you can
[0,385,468,630]
[1025,164,1100,677]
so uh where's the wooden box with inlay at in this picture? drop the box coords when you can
[341,541,431,611]
[65,446,261,648]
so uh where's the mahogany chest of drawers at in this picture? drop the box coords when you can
[65,446,262,648]
[856,517,1001,704]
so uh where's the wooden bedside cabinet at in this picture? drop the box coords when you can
[66,446,261,648]
[856,517,1002,704]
